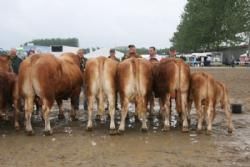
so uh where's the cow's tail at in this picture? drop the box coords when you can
[176,62,182,114]
[97,58,105,114]
[98,58,105,91]
[131,59,140,95]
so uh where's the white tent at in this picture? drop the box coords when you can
[85,48,124,60]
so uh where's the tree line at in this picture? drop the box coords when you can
[171,0,250,53]
[24,38,79,47]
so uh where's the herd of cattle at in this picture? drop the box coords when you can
[0,53,233,136]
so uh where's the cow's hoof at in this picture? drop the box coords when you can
[162,126,170,132]
[86,127,93,131]
[70,116,78,121]
[182,127,189,133]
[206,130,212,136]
[109,129,117,135]
[197,129,202,134]
[141,128,148,133]
[117,129,124,135]
[58,114,65,120]
[95,115,101,121]
[26,130,34,136]
[44,130,53,136]
[15,126,20,131]
[228,128,233,134]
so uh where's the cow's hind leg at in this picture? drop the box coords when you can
[14,97,21,130]
[42,100,53,135]
[86,95,94,131]
[162,94,171,131]
[56,99,65,120]
[25,96,34,135]
[224,104,233,133]
[70,96,79,121]
[181,92,189,132]
[118,97,129,134]
[195,99,203,133]
[108,93,116,135]
[138,96,148,132]
[206,101,213,135]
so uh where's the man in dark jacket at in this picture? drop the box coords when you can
[122,44,141,60]
[108,49,120,62]
[9,48,22,74]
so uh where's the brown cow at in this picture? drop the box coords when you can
[149,57,160,115]
[85,56,118,134]
[154,58,190,132]
[0,55,21,129]
[18,53,82,135]
[117,58,153,133]
[0,72,17,118]
[188,72,233,134]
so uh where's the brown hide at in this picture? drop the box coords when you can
[84,56,118,132]
[154,58,190,132]
[117,58,152,132]
[189,72,233,133]
[18,53,82,134]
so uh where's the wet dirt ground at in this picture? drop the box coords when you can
[0,67,250,167]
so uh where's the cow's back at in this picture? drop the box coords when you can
[57,53,83,95]
[190,72,216,101]
[118,58,152,99]
[155,58,190,96]
[85,56,117,95]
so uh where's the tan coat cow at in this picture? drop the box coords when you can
[154,58,190,132]
[84,56,118,134]
[18,53,82,135]
[117,58,153,132]
[188,72,233,134]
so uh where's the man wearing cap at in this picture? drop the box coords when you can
[108,49,120,62]
[169,47,177,58]
[122,44,141,60]
[9,48,22,74]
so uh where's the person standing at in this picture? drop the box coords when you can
[169,47,177,58]
[148,46,161,61]
[108,49,120,62]
[122,44,141,60]
[9,48,22,74]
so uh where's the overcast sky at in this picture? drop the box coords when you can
[0,0,187,49]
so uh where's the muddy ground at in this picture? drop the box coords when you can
[0,67,250,167]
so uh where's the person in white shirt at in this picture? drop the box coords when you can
[148,46,161,61]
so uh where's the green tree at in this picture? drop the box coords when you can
[171,0,250,52]
[24,38,79,47]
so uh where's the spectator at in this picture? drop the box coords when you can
[122,44,141,60]
[108,49,120,62]
[169,47,177,58]
[148,46,161,61]
[9,48,22,74]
